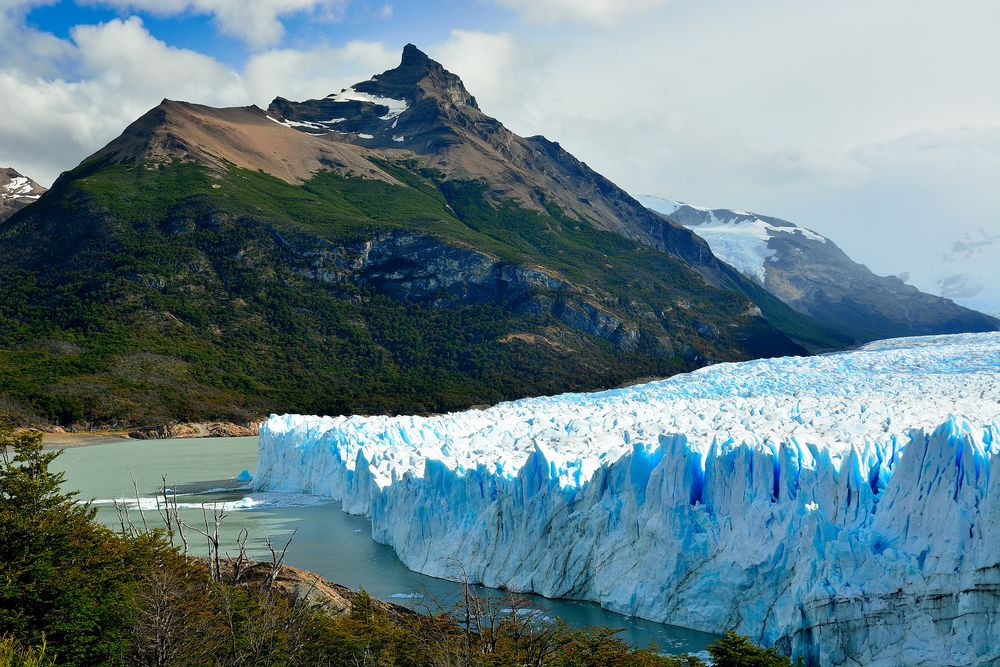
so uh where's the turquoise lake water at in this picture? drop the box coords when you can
[54,435,717,656]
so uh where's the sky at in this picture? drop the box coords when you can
[1,0,998,294]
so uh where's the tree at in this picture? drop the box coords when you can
[0,425,148,666]
[708,632,799,667]
[0,634,54,667]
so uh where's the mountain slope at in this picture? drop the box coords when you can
[0,167,46,221]
[85,99,395,185]
[0,53,817,427]
[267,46,750,267]
[638,195,999,341]
[266,45,852,351]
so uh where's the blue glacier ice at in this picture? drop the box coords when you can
[254,332,1000,666]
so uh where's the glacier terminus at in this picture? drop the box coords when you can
[254,333,1000,666]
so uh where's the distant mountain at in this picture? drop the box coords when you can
[0,167,46,221]
[637,195,999,341]
[900,229,1000,318]
[0,45,829,428]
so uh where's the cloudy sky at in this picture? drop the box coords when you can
[1,0,998,289]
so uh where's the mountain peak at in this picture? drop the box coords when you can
[0,166,46,222]
[364,43,478,110]
[400,43,432,68]
[265,43,480,152]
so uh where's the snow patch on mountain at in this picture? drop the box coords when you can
[255,332,1000,665]
[1,175,41,201]
[636,194,827,284]
[326,86,408,120]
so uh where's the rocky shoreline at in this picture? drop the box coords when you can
[25,420,263,447]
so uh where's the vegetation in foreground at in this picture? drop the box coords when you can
[0,425,798,666]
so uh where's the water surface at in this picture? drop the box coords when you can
[54,436,717,655]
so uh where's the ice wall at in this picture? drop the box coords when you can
[255,333,1000,666]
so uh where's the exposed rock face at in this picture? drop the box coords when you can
[262,46,859,350]
[276,228,646,353]
[266,45,723,274]
[127,421,261,439]
[216,561,416,620]
[0,167,46,221]
[639,195,1000,341]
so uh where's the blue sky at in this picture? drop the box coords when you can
[24,1,518,67]
[1,0,998,305]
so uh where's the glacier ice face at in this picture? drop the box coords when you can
[255,333,1000,666]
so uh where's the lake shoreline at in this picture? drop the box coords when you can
[30,421,262,449]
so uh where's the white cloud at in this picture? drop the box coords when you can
[79,0,350,47]
[376,3,392,19]
[0,0,75,77]
[242,40,397,103]
[71,17,245,104]
[0,13,394,184]
[433,30,530,104]
[433,0,1000,281]
[491,0,665,26]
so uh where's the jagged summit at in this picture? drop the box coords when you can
[0,166,46,221]
[371,43,479,109]
[400,43,430,66]
[266,43,480,153]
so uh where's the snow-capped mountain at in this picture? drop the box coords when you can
[636,196,829,284]
[0,167,46,221]
[256,331,1000,666]
[637,194,999,341]
[902,229,1000,318]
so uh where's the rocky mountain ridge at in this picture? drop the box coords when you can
[638,195,999,341]
[266,45,725,273]
[0,167,46,221]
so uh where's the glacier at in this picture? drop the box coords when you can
[254,332,1000,666]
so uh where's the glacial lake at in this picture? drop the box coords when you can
[54,435,717,656]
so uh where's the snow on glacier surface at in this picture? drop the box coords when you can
[260,333,999,491]
[256,333,1000,666]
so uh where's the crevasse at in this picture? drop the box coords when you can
[254,332,1000,666]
